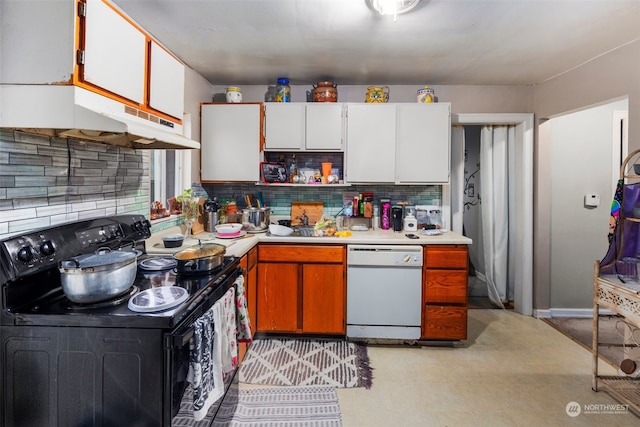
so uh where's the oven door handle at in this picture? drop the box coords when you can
[169,327,194,348]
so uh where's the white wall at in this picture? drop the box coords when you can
[548,99,628,308]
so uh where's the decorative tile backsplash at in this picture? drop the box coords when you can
[196,183,441,217]
[0,130,150,238]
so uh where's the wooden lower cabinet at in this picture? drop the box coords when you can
[422,245,469,340]
[256,244,346,335]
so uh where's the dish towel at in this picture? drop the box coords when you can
[217,287,239,373]
[234,275,253,343]
[187,307,224,421]
[187,287,239,421]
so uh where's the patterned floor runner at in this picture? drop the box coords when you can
[212,385,342,427]
[239,338,372,389]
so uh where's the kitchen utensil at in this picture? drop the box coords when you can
[365,86,390,103]
[173,241,226,274]
[269,224,294,236]
[58,248,138,303]
[312,81,338,102]
[162,234,184,248]
[241,207,270,232]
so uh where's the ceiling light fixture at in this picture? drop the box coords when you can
[370,0,421,22]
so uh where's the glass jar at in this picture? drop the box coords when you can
[275,77,291,102]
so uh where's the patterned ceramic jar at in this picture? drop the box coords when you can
[226,87,242,103]
[365,86,389,103]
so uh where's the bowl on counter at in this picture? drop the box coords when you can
[215,223,243,237]
[269,224,294,236]
[161,234,184,248]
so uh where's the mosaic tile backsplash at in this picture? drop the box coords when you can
[0,130,150,238]
[196,183,441,217]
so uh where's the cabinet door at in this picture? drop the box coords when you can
[345,104,396,183]
[257,263,298,332]
[148,41,185,119]
[83,0,146,104]
[264,103,305,150]
[246,248,258,335]
[201,104,262,182]
[302,264,345,334]
[396,103,451,183]
[306,104,343,150]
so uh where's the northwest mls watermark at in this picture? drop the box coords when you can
[565,401,630,417]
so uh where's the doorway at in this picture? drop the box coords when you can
[445,113,534,315]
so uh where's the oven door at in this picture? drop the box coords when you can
[164,266,242,426]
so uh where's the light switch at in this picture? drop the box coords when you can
[585,194,600,207]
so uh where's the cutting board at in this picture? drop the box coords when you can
[290,201,324,226]
[191,198,206,235]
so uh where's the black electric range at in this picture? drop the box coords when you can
[0,215,244,426]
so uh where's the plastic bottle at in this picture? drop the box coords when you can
[275,77,291,102]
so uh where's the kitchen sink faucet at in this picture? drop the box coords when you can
[296,211,309,226]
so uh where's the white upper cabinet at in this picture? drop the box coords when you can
[305,104,344,150]
[345,103,451,184]
[264,103,344,151]
[201,104,263,182]
[148,41,185,119]
[1,0,186,121]
[345,104,397,183]
[396,103,451,183]
[264,103,305,150]
[84,0,146,104]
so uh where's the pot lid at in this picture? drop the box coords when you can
[61,249,137,269]
[173,241,226,260]
[128,286,188,313]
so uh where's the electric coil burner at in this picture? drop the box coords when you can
[0,215,243,426]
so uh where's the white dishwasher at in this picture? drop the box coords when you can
[347,245,423,340]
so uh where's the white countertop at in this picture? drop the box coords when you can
[146,226,472,258]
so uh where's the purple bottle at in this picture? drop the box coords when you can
[381,202,391,230]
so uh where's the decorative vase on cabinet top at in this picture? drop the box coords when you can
[365,86,389,103]
[312,81,338,102]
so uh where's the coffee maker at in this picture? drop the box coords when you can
[391,206,404,232]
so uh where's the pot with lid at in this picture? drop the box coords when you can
[312,81,338,102]
[173,240,226,274]
[58,248,138,303]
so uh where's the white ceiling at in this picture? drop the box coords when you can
[112,0,640,87]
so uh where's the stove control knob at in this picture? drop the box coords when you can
[17,246,34,263]
[40,240,55,256]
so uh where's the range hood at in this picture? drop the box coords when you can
[0,84,200,150]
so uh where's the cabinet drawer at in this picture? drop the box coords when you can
[422,306,467,340]
[258,244,345,263]
[424,270,467,304]
[424,245,468,269]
